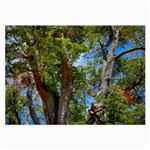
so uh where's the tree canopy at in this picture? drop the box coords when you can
[5,26,145,125]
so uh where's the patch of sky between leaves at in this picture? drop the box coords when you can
[73,53,87,66]
[73,52,95,106]
[74,41,141,68]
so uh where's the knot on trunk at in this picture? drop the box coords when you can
[88,103,105,125]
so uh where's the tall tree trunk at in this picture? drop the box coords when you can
[23,109,30,125]
[98,28,119,96]
[98,53,115,97]
[88,26,120,124]
[29,56,59,124]
[57,55,72,124]
[27,86,41,124]
[33,73,59,124]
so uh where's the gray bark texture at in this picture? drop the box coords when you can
[88,26,120,124]
[27,86,41,125]
[23,109,30,125]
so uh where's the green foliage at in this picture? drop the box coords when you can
[68,99,88,125]
[84,60,101,91]
[104,87,128,124]
[5,85,26,124]
[72,66,87,91]
[94,55,145,124]
[123,103,145,124]
[119,26,145,47]
[95,84,145,124]
[69,65,89,124]
[114,56,145,102]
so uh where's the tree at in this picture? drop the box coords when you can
[26,85,41,124]
[6,26,88,124]
[6,26,145,125]
[87,26,145,124]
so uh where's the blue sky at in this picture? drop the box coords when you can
[74,40,144,67]
[74,53,87,66]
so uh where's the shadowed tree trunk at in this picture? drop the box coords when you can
[27,86,41,124]
[23,109,30,125]
[28,56,60,124]
[31,57,72,124]
[33,71,59,124]
[24,29,73,124]
[28,50,72,124]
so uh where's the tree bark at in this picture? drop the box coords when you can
[88,26,120,124]
[23,109,30,125]
[29,56,59,124]
[33,73,59,124]
[98,27,119,97]
[57,55,72,124]
[27,86,41,125]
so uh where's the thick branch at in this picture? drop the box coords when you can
[57,55,72,124]
[27,86,41,125]
[111,27,119,53]
[28,56,57,124]
[99,41,108,61]
[115,47,145,59]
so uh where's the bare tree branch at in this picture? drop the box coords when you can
[114,47,145,59]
